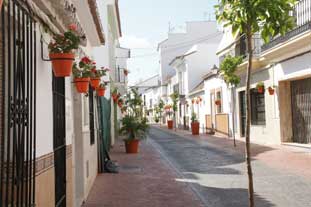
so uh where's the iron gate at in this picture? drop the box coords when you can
[291,78,311,144]
[0,0,37,206]
[52,76,66,207]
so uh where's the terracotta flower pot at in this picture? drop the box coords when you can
[90,78,100,89]
[0,0,3,12]
[125,139,139,154]
[167,120,173,129]
[112,94,118,102]
[257,86,264,94]
[268,87,275,95]
[215,100,221,106]
[74,77,90,93]
[96,87,105,97]
[191,122,200,135]
[49,53,75,77]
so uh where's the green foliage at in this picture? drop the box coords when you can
[220,55,243,86]
[48,28,80,53]
[119,115,149,140]
[256,82,265,89]
[119,88,150,141]
[170,92,179,113]
[158,99,164,110]
[215,0,297,43]
[191,112,198,123]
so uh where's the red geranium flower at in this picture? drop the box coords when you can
[81,57,91,64]
[68,24,77,31]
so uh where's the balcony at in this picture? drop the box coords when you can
[262,0,311,51]
[235,33,263,58]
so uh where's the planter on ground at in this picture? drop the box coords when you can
[74,77,90,93]
[49,53,75,77]
[167,120,173,129]
[124,140,139,154]
[191,122,200,135]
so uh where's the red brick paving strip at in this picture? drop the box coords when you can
[83,140,204,207]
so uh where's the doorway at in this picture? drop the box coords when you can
[239,91,246,137]
[52,76,66,207]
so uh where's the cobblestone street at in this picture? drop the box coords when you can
[84,126,311,207]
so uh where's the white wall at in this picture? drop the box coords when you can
[158,21,222,84]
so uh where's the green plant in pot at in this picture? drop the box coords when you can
[72,57,93,94]
[120,89,149,153]
[191,112,200,135]
[48,24,80,77]
[256,82,265,94]
[119,115,149,154]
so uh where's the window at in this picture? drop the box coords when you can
[89,87,95,145]
[216,90,223,114]
[250,89,266,125]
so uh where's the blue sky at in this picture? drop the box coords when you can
[118,0,218,85]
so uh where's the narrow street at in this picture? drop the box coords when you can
[149,126,311,207]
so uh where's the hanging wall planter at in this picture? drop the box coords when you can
[124,69,129,76]
[215,99,221,106]
[268,86,275,95]
[256,82,265,94]
[74,77,90,93]
[97,85,106,97]
[90,78,100,89]
[49,53,75,77]
[0,0,3,13]
[48,24,80,77]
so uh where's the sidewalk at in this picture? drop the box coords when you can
[154,125,311,179]
[83,140,204,207]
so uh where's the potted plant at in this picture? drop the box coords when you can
[72,57,92,94]
[90,67,108,89]
[96,83,107,97]
[0,0,3,12]
[119,115,149,154]
[112,88,119,103]
[165,105,173,129]
[118,98,124,108]
[191,112,200,135]
[48,24,80,77]
[215,99,221,106]
[124,69,129,76]
[256,82,265,94]
[268,86,276,95]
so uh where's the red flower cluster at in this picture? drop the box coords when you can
[68,24,78,31]
[81,56,92,64]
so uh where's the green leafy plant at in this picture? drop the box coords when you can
[72,56,95,78]
[48,24,80,54]
[119,115,149,141]
[256,82,265,89]
[191,112,198,123]
[91,67,109,78]
[216,0,297,206]
[220,55,243,86]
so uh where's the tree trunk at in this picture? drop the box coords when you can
[245,28,255,207]
[231,87,236,147]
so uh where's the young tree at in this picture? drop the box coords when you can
[216,1,297,206]
[170,92,179,130]
[220,55,243,147]
[158,99,165,125]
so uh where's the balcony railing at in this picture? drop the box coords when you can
[235,33,263,58]
[262,0,311,51]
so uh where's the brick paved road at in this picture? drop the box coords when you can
[149,126,311,207]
